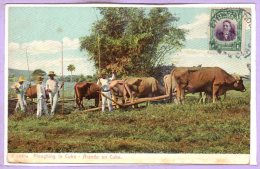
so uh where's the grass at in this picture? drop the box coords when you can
[8,82,251,153]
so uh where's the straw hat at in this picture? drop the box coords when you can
[36,76,44,83]
[48,71,56,76]
[18,76,26,82]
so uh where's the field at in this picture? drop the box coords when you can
[8,82,250,153]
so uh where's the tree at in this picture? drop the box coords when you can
[31,69,46,80]
[76,74,86,82]
[67,64,76,82]
[80,7,186,76]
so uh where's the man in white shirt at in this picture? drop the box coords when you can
[36,76,48,117]
[97,70,115,112]
[12,76,27,113]
[46,71,64,115]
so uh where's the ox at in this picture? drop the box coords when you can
[125,77,165,101]
[74,82,100,109]
[170,67,246,104]
[109,80,133,105]
[25,85,49,101]
[164,73,217,104]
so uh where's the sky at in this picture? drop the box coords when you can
[7,5,252,76]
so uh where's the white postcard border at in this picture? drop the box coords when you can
[4,3,257,166]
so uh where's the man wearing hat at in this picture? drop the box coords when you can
[97,70,115,112]
[12,76,27,113]
[46,71,64,115]
[36,76,48,117]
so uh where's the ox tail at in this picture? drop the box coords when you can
[163,76,168,95]
[74,84,79,108]
[169,68,176,102]
[123,81,133,102]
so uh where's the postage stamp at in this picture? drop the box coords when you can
[209,8,246,51]
[4,3,256,165]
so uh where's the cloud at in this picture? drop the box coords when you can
[20,40,61,55]
[46,56,94,76]
[179,13,210,39]
[62,37,80,50]
[8,42,20,51]
[168,49,250,76]
[8,37,94,75]
[173,49,214,58]
[8,37,80,55]
[8,55,95,76]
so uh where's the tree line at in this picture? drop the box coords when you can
[9,68,97,83]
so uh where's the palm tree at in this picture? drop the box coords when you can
[67,64,76,82]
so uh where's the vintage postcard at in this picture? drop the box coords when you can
[5,3,256,165]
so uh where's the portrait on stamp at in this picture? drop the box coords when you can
[215,19,237,41]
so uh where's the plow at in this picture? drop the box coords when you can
[82,93,172,112]
[8,93,174,114]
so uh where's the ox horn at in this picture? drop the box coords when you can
[240,75,250,79]
[232,73,241,81]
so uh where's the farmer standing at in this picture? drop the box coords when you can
[12,76,27,113]
[46,71,64,115]
[97,70,115,112]
[36,76,48,117]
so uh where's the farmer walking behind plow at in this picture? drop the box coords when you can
[46,71,64,116]
[12,76,28,113]
[36,76,49,118]
[97,70,115,112]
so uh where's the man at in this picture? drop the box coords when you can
[97,70,115,112]
[216,20,236,41]
[12,76,27,113]
[36,76,48,118]
[46,71,64,115]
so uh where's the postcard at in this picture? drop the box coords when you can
[4,3,257,166]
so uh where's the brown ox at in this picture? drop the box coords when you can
[170,67,246,104]
[125,77,165,101]
[109,80,133,105]
[164,73,213,104]
[25,85,49,101]
[74,82,100,109]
